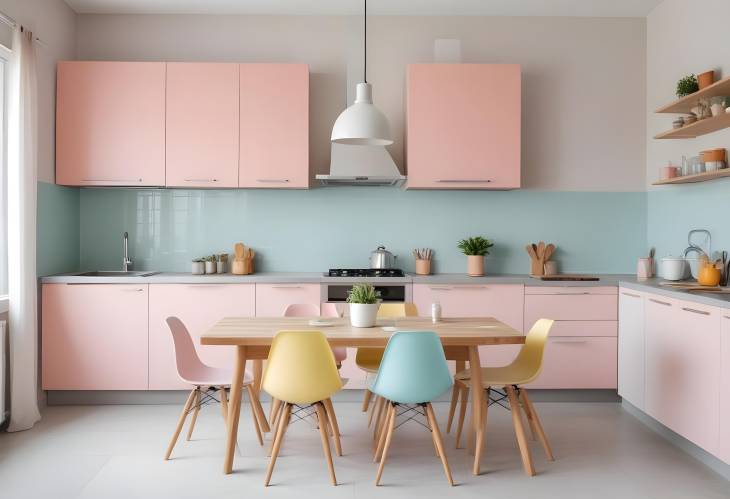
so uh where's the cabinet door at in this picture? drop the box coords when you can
[56,61,165,186]
[166,63,239,188]
[255,283,321,317]
[406,64,520,189]
[645,295,721,454]
[721,315,730,464]
[618,289,645,409]
[148,284,255,390]
[239,64,309,188]
[524,290,618,324]
[41,284,149,389]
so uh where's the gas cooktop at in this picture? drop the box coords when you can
[327,268,405,278]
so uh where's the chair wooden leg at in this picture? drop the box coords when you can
[374,396,388,443]
[315,402,338,486]
[246,387,264,446]
[270,397,281,422]
[268,402,284,457]
[186,388,201,441]
[373,403,394,462]
[165,388,197,460]
[247,384,271,433]
[455,385,469,449]
[220,386,229,426]
[520,388,554,461]
[323,398,343,457]
[446,384,459,433]
[368,395,381,428]
[424,405,440,457]
[362,389,373,412]
[426,403,454,486]
[265,403,291,486]
[505,385,535,476]
[375,402,396,486]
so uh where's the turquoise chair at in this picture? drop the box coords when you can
[370,331,454,486]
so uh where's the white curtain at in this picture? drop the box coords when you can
[7,27,40,432]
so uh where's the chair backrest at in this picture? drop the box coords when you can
[320,302,342,318]
[262,330,342,405]
[283,303,319,317]
[377,302,418,318]
[509,319,554,384]
[371,331,452,404]
[165,317,209,382]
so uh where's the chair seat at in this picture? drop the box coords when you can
[356,360,380,373]
[180,367,254,387]
[455,366,536,387]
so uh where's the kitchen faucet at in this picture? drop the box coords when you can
[122,231,133,271]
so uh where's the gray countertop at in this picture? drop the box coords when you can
[618,278,730,309]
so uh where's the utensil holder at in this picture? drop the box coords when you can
[415,259,431,275]
[544,261,558,276]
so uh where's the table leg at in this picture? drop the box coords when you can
[252,359,263,394]
[224,346,247,474]
[467,346,485,475]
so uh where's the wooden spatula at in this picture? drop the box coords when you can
[543,243,556,262]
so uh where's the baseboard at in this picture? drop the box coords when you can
[46,388,619,406]
[622,400,730,481]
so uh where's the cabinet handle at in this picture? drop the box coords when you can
[428,286,453,291]
[554,292,591,295]
[82,178,142,183]
[453,286,487,290]
[649,298,672,306]
[552,338,588,344]
[271,285,303,289]
[186,284,225,288]
[621,292,641,298]
[681,307,710,316]
[435,179,492,183]
[184,178,218,183]
[256,179,290,183]
[120,288,145,292]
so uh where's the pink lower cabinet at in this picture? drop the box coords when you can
[255,283,321,317]
[148,284,255,390]
[645,296,721,455]
[42,284,149,390]
[721,315,730,464]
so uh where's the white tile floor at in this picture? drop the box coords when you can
[1,401,729,499]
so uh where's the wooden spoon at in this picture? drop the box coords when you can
[526,244,538,261]
[234,242,244,261]
[543,243,556,262]
[536,241,546,260]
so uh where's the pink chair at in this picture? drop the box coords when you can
[164,316,269,460]
[283,303,347,364]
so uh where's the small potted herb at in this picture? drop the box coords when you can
[191,258,205,275]
[347,283,380,328]
[676,74,699,98]
[216,254,228,274]
[458,236,494,277]
[204,255,217,274]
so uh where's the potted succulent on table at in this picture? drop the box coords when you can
[204,255,217,274]
[347,283,380,328]
[191,258,205,275]
[458,236,494,277]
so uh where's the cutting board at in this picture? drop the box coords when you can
[530,274,600,281]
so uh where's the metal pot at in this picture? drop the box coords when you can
[370,245,397,269]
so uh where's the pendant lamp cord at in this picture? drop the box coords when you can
[364,0,367,83]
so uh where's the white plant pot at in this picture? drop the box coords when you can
[205,261,217,274]
[349,303,380,328]
[191,262,205,275]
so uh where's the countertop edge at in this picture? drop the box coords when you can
[618,279,730,309]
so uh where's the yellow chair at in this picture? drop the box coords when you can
[263,330,343,486]
[357,303,418,415]
[450,319,554,477]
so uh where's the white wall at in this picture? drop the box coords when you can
[76,14,647,192]
[0,0,76,183]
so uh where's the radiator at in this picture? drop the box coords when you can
[0,320,6,424]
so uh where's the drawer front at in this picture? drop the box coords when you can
[539,320,617,337]
[255,283,322,317]
[413,284,524,331]
[525,286,617,295]
[525,293,617,324]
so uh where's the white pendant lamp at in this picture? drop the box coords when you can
[331,0,392,146]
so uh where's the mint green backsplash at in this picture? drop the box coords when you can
[37,182,80,276]
[648,178,730,260]
[78,188,646,274]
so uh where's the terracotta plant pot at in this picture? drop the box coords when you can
[467,255,485,276]
[415,259,431,275]
[698,70,715,90]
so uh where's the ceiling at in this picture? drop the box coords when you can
[64,0,664,17]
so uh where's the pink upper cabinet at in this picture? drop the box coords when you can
[166,63,239,188]
[406,64,521,190]
[56,61,166,186]
[239,64,309,188]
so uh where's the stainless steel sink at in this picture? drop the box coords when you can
[77,271,159,277]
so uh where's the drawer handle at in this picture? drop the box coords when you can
[435,179,492,183]
[187,284,226,288]
[621,292,641,298]
[554,292,591,295]
[120,288,145,292]
[256,179,290,183]
[649,298,671,306]
[272,285,303,289]
[681,307,710,316]
[428,286,452,291]
[184,178,218,183]
[82,178,143,183]
[453,286,487,290]
[552,338,588,344]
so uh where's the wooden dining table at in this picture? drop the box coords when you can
[200,316,525,475]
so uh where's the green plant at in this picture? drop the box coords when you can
[192,258,204,263]
[204,255,217,262]
[346,283,379,304]
[676,74,699,98]
[457,236,494,256]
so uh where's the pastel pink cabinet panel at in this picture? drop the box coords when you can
[524,292,617,325]
[56,61,165,186]
[165,63,239,188]
[148,284,255,390]
[406,64,521,189]
[531,320,616,338]
[721,315,730,463]
[41,284,149,390]
[255,284,321,317]
[645,296,721,454]
[239,64,309,188]
[617,289,646,410]
[412,284,524,332]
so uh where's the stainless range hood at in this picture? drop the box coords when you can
[316,143,406,186]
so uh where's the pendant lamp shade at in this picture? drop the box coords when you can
[331,82,392,146]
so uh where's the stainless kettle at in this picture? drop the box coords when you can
[370,245,397,269]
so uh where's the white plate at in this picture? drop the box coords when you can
[309,319,335,327]
[381,326,398,332]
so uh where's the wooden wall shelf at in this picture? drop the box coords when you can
[654,112,730,139]
[652,169,730,185]
[656,75,730,114]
